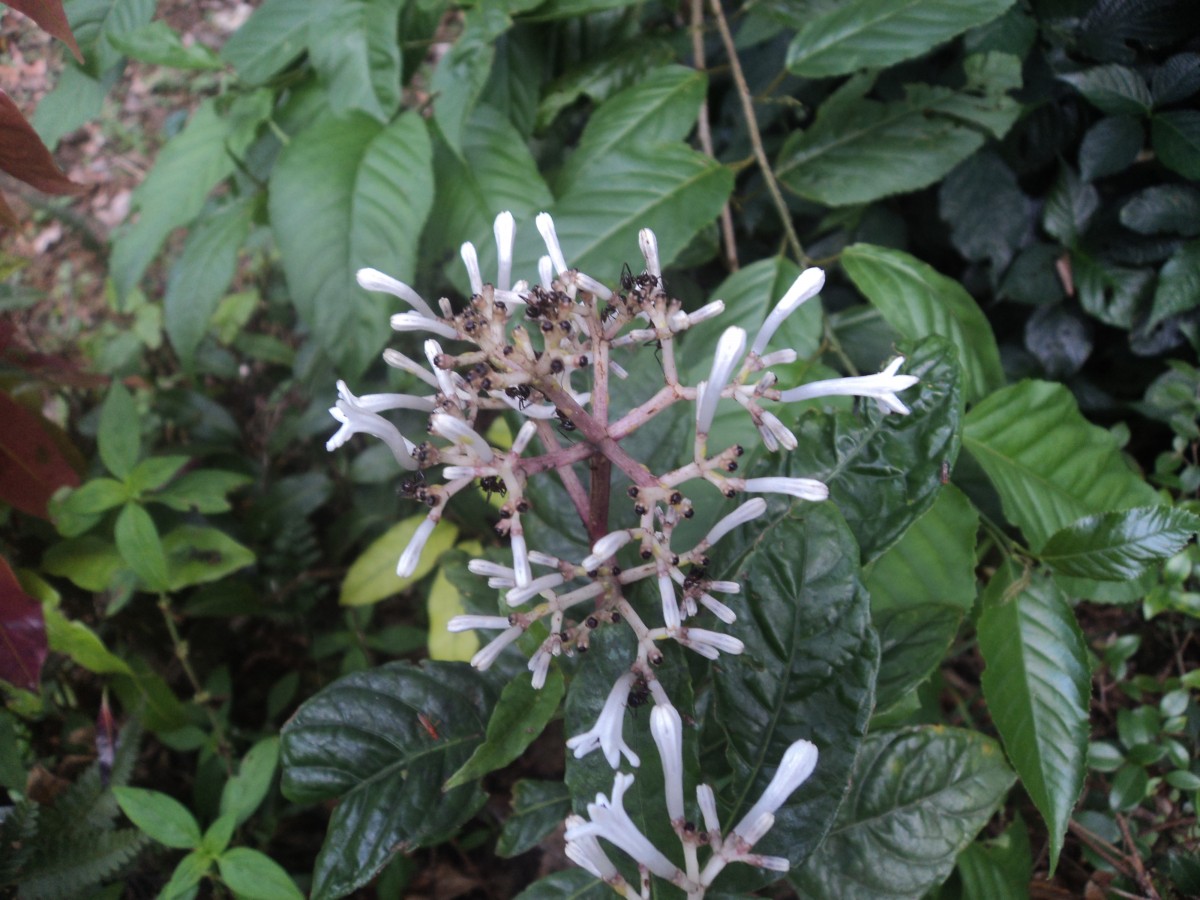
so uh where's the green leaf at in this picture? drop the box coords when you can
[75,0,155,76]
[98,382,140,479]
[269,111,434,378]
[445,671,564,790]
[114,503,170,592]
[496,779,571,858]
[164,199,254,369]
[978,567,1088,873]
[1148,239,1200,328]
[280,661,497,899]
[865,485,977,711]
[513,869,608,899]
[32,63,108,149]
[955,816,1032,900]
[711,504,877,888]
[1120,185,1200,237]
[162,525,256,591]
[785,337,963,561]
[202,812,237,856]
[427,560,480,663]
[938,151,1028,271]
[338,516,458,607]
[219,0,311,83]
[53,478,128,536]
[308,0,404,122]
[962,380,1160,550]
[220,736,280,826]
[42,606,132,675]
[526,0,640,19]
[1060,65,1152,116]
[109,98,263,300]
[41,535,124,592]
[842,243,1003,401]
[1072,251,1151,330]
[789,727,1015,899]
[217,848,303,900]
[113,786,202,849]
[786,0,1015,77]
[430,15,499,154]
[160,850,211,900]
[1078,116,1144,182]
[535,38,674,130]
[1152,110,1200,180]
[1039,506,1200,581]
[126,455,190,495]
[106,21,223,69]
[1109,764,1148,811]
[1152,52,1200,106]
[776,54,1021,206]
[151,470,251,514]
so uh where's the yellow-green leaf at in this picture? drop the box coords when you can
[428,541,481,662]
[339,516,458,606]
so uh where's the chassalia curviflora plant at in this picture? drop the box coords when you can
[325,211,918,897]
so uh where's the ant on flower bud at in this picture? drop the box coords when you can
[627,486,640,499]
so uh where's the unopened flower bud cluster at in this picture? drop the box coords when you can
[327,211,917,895]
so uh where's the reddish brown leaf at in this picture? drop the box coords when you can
[0,390,81,519]
[2,0,83,62]
[96,693,116,787]
[0,190,17,228]
[0,90,83,195]
[0,556,47,693]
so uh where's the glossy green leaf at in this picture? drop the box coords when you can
[1149,239,1200,328]
[978,567,1088,872]
[1072,251,1151,330]
[1042,166,1098,247]
[786,0,1015,77]
[963,380,1160,550]
[269,111,434,378]
[785,337,963,561]
[512,869,608,899]
[445,671,564,790]
[955,816,1031,900]
[1152,110,1200,179]
[114,504,169,592]
[308,0,404,121]
[220,737,280,827]
[1039,506,1200,581]
[1109,764,1148,811]
[164,199,253,369]
[1120,185,1200,237]
[109,97,264,300]
[113,786,201,850]
[106,21,223,69]
[151,470,252,514]
[865,485,977,711]
[843,243,1003,401]
[98,382,140,479]
[710,504,877,889]
[338,516,458,607]
[496,779,571,858]
[280,661,496,899]
[217,847,303,900]
[427,562,480,663]
[1060,65,1152,115]
[1078,116,1143,181]
[159,525,254,591]
[219,0,311,83]
[776,54,1020,206]
[789,727,1015,899]
[536,39,674,130]
[430,13,499,154]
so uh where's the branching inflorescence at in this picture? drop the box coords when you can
[327,212,918,897]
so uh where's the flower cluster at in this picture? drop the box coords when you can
[326,211,917,895]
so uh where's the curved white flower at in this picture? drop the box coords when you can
[460,241,483,295]
[494,211,516,292]
[743,476,828,502]
[566,671,640,768]
[696,327,746,436]
[650,705,685,821]
[430,413,494,462]
[536,212,569,275]
[779,356,919,415]
[397,516,436,577]
[566,773,681,882]
[357,267,438,319]
[470,625,523,671]
[731,738,819,842]
[750,267,824,356]
[326,383,417,470]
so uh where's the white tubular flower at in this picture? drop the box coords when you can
[424,340,458,405]
[528,550,560,568]
[347,389,435,414]
[659,572,681,633]
[575,272,613,301]
[397,516,436,577]
[441,465,487,480]
[566,671,640,768]
[537,255,554,290]
[639,228,661,278]
[511,420,538,455]
[731,739,819,843]
[697,784,721,837]
[431,413,495,462]
[327,386,418,470]
[743,476,829,502]
[391,311,458,339]
[357,267,438,319]
[382,349,441,389]
[536,212,569,275]
[447,614,512,632]
[676,627,744,660]
[583,530,634,569]
[696,327,747,436]
[779,356,919,415]
[529,648,552,689]
[467,559,514,579]
[698,593,736,624]
[750,267,825,356]
[494,211,515,291]
[758,348,798,368]
[565,815,623,882]
[668,300,725,333]
[650,705,685,821]
[705,498,767,547]
[511,532,531,587]
[758,410,798,452]
[567,773,680,882]
[461,242,483,295]
[506,572,565,607]
[470,625,524,671]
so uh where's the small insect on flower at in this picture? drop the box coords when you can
[626,676,651,717]
[417,712,441,740]
[480,475,508,500]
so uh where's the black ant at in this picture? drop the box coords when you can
[626,676,650,716]
[554,408,576,441]
[505,383,533,409]
[479,475,507,501]
[621,262,636,292]
[399,471,426,497]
